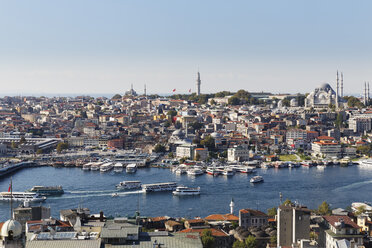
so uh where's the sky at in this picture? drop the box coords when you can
[0,0,371,96]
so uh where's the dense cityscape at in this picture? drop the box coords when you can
[0,72,371,248]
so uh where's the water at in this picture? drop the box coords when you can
[0,165,372,221]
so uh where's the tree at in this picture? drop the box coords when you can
[153,144,166,153]
[345,96,364,108]
[267,207,277,217]
[201,135,215,150]
[163,121,171,128]
[232,240,246,248]
[355,205,366,216]
[317,201,332,215]
[190,121,203,130]
[111,94,122,99]
[282,98,290,107]
[194,153,201,161]
[335,113,343,128]
[270,235,277,245]
[56,142,68,153]
[19,136,26,144]
[36,149,43,155]
[167,110,178,117]
[245,235,257,248]
[201,230,215,248]
[11,142,18,149]
[283,199,292,206]
[168,152,174,158]
[231,221,238,229]
[210,99,216,105]
[228,96,240,105]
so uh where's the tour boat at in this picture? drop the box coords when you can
[116,181,142,190]
[0,192,46,202]
[90,162,103,171]
[142,182,177,193]
[206,167,220,176]
[237,167,255,174]
[113,162,123,172]
[172,186,201,196]
[250,176,264,183]
[126,164,137,173]
[27,185,64,196]
[82,162,93,171]
[175,167,187,175]
[100,162,113,172]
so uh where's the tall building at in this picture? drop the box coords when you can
[277,204,311,247]
[196,71,201,96]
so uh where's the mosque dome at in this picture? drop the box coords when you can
[1,219,22,238]
[210,132,222,139]
[318,83,332,91]
[172,129,184,137]
[290,98,298,107]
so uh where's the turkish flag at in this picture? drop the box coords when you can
[189,89,191,93]
[172,89,176,92]
[8,181,11,192]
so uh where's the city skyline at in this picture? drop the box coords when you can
[0,0,371,95]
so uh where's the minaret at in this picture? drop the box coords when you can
[336,71,339,109]
[229,198,235,215]
[364,82,367,105]
[196,71,201,96]
[144,84,147,96]
[368,82,370,106]
[341,72,344,98]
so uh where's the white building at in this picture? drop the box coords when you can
[227,145,250,162]
[176,145,196,159]
[349,116,372,134]
[312,140,341,158]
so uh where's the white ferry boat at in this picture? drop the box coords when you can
[0,192,46,202]
[90,162,103,171]
[206,167,220,176]
[116,181,142,190]
[142,182,177,193]
[126,164,137,173]
[358,159,372,167]
[82,162,93,171]
[172,186,201,196]
[100,162,113,172]
[187,167,204,176]
[238,167,255,174]
[113,162,123,173]
[250,176,264,183]
[175,167,187,175]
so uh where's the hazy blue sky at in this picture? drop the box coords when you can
[0,0,371,96]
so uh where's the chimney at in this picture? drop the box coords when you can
[100,211,104,222]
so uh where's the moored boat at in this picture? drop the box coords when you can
[0,192,46,202]
[100,162,113,172]
[187,167,204,176]
[113,162,123,172]
[126,164,137,173]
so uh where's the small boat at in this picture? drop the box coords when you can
[90,162,103,171]
[250,176,264,183]
[172,186,201,196]
[126,164,137,173]
[82,162,93,171]
[111,193,118,197]
[222,168,235,176]
[206,167,220,176]
[116,181,142,190]
[113,162,123,173]
[237,167,255,174]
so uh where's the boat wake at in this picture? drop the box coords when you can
[69,190,115,194]
[48,190,144,200]
[333,180,372,192]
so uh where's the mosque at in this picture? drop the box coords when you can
[305,71,345,109]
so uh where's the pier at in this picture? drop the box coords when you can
[0,161,40,178]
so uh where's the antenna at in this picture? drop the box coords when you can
[279,192,283,205]
[10,177,13,220]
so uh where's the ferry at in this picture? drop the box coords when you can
[90,162,103,171]
[237,167,255,174]
[82,162,93,171]
[116,181,142,190]
[0,192,46,202]
[250,176,264,183]
[175,167,187,175]
[113,162,123,173]
[172,186,201,196]
[142,182,177,193]
[27,185,64,196]
[126,164,137,173]
[100,162,113,172]
[358,159,372,167]
[187,167,204,176]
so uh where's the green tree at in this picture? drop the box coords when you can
[167,110,178,117]
[270,235,277,245]
[190,122,203,130]
[201,135,215,150]
[355,205,366,216]
[267,207,277,217]
[231,221,238,229]
[245,235,257,248]
[282,98,290,107]
[210,99,216,105]
[201,230,215,248]
[168,152,174,158]
[153,144,166,153]
[36,149,43,155]
[228,96,240,105]
[56,142,68,153]
[283,199,292,206]
[317,201,332,215]
[111,94,122,99]
[335,113,343,128]
[232,240,246,248]
[345,96,364,108]
[163,121,171,128]
[11,142,18,149]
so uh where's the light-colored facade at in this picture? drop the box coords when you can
[176,145,196,159]
[286,129,307,142]
[349,116,372,134]
[312,141,341,158]
[227,146,250,162]
[239,209,268,228]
